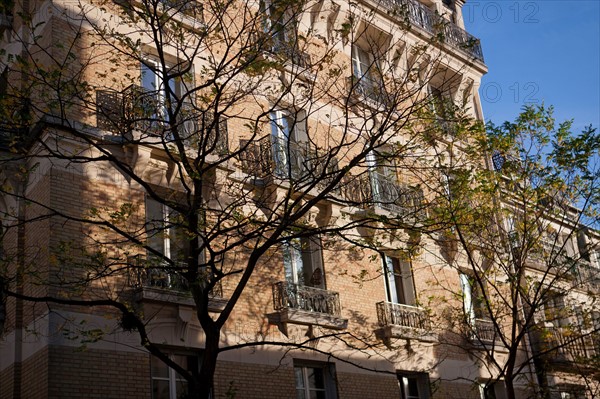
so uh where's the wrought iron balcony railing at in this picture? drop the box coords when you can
[347,75,393,106]
[378,0,484,62]
[272,281,342,317]
[570,259,600,292]
[342,172,425,218]
[473,318,497,343]
[239,136,339,188]
[376,301,431,330]
[96,86,229,154]
[271,39,310,68]
[127,255,223,298]
[535,327,599,366]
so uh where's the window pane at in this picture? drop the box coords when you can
[309,391,326,399]
[294,367,305,389]
[176,380,189,399]
[142,63,158,91]
[406,377,419,397]
[297,389,307,399]
[151,357,169,379]
[307,367,325,389]
[152,380,170,399]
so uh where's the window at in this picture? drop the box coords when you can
[137,58,193,137]
[294,361,338,399]
[459,272,487,324]
[397,372,430,399]
[555,385,586,399]
[542,291,569,328]
[479,381,507,399]
[283,236,324,289]
[429,85,456,135]
[382,254,416,306]
[146,196,191,264]
[351,44,380,100]
[261,0,304,64]
[270,109,308,179]
[151,353,199,399]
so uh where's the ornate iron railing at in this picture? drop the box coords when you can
[376,301,431,330]
[272,281,342,317]
[271,39,310,68]
[570,259,600,292]
[545,327,598,362]
[473,318,496,343]
[342,172,425,218]
[239,136,339,186]
[127,255,223,297]
[347,75,393,105]
[96,87,229,154]
[378,0,484,62]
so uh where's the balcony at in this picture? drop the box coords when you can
[272,281,348,329]
[96,86,229,154]
[347,76,392,107]
[532,326,599,370]
[270,39,310,68]
[127,255,226,312]
[471,318,498,344]
[342,172,425,219]
[378,0,484,62]
[570,259,600,293]
[238,135,339,187]
[375,301,435,341]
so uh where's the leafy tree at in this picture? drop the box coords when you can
[425,104,599,399]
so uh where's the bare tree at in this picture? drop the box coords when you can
[0,0,489,397]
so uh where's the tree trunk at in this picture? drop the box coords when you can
[505,377,516,399]
[194,326,220,399]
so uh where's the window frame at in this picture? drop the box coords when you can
[283,235,325,289]
[270,108,308,178]
[397,371,430,399]
[459,272,488,325]
[151,352,200,399]
[293,360,338,399]
[382,254,416,306]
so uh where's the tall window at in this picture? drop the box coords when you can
[262,0,297,49]
[351,44,380,100]
[398,372,430,399]
[294,361,338,399]
[382,255,416,306]
[146,196,190,264]
[138,58,192,137]
[270,109,307,179]
[542,291,569,328]
[479,381,507,399]
[459,273,487,324]
[151,353,199,399]
[283,236,324,288]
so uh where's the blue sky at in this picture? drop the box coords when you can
[463,1,600,132]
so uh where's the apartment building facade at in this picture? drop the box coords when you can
[0,0,597,397]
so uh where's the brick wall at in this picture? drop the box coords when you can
[47,346,150,399]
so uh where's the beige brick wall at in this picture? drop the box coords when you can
[47,346,150,399]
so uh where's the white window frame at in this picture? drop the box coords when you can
[294,361,337,399]
[270,109,308,178]
[382,254,416,306]
[283,236,324,289]
[398,372,430,399]
[151,353,199,399]
[479,380,507,399]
